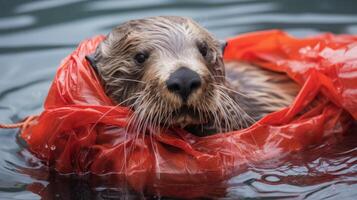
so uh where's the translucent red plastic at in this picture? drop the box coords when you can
[21,30,357,198]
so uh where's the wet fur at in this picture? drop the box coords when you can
[90,16,299,136]
[225,62,299,120]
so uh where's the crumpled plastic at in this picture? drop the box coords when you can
[21,30,357,198]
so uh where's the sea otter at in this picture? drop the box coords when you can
[86,16,299,136]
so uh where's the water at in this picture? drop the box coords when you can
[0,0,356,199]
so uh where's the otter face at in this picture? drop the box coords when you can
[92,16,247,134]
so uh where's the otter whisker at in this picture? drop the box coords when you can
[152,102,162,134]
[222,89,255,127]
[219,89,249,129]
[118,93,142,107]
[209,83,256,129]
[199,91,220,132]
[155,99,166,132]
[125,93,143,122]
[213,93,228,130]
[211,83,252,99]
[126,92,157,156]
[216,92,233,131]
[162,100,172,129]
[90,92,141,135]
[115,78,146,84]
[142,97,156,134]
[211,102,223,133]
[134,89,161,135]
[214,84,256,123]
[201,95,213,124]
[212,75,226,78]
[127,93,147,134]
[216,88,253,131]
[88,103,123,134]
[132,96,149,134]
[219,91,260,147]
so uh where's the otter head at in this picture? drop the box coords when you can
[89,16,248,135]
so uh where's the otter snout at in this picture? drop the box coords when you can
[166,67,202,102]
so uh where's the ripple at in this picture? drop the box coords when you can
[15,0,85,13]
[0,16,35,29]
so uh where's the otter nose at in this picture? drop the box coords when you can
[166,67,202,102]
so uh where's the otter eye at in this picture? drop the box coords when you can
[134,53,148,64]
[198,42,208,57]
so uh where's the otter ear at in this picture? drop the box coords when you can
[219,40,227,54]
[85,53,98,74]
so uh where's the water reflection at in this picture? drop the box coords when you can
[5,130,355,199]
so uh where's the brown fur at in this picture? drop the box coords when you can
[90,16,299,136]
[225,61,299,120]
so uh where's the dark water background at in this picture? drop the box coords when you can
[0,0,356,199]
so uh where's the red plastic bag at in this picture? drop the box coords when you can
[21,30,356,198]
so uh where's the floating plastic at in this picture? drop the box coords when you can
[21,30,357,198]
